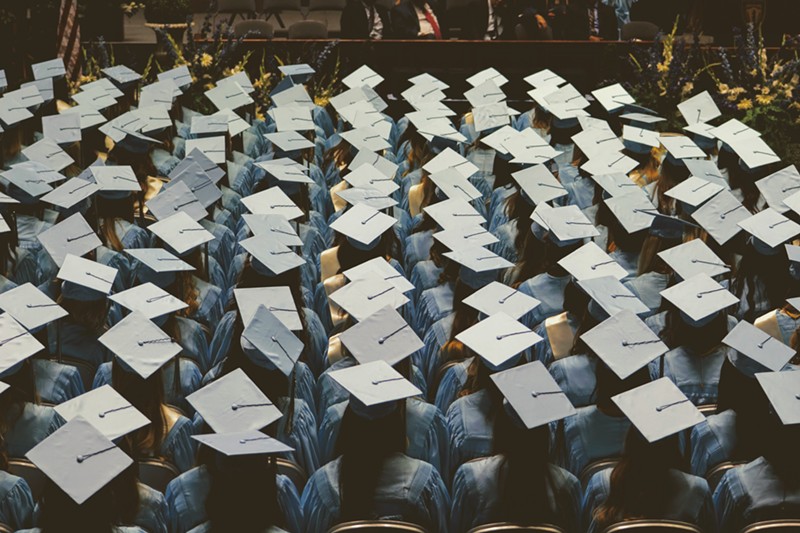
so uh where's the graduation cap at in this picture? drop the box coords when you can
[54,385,150,441]
[99,311,181,378]
[41,178,100,210]
[428,168,482,202]
[109,282,188,320]
[524,69,566,89]
[234,286,302,330]
[612,377,704,442]
[241,214,303,246]
[241,305,303,376]
[511,165,567,205]
[343,65,384,89]
[126,248,194,276]
[339,306,422,366]
[339,126,391,152]
[171,148,225,184]
[205,82,253,111]
[729,135,780,170]
[443,246,513,289]
[22,138,74,172]
[38,213,101,268]
[32,58,65,80]
[423,148,478,180]
[192,431,293,456]
[91,166,140,196]
[572,128,625,160]
[187,368,283,433]
[738,208,800,251]
[351,150,399,181]
[162,164,221,209]
[604,192,658,234]
[185,136,226,164]
[592,83,635,113]
[270,106,314,132]
[256,159,314,187]
[328,360,422,420]
[432,225,499,252]
[665,177,724,210]
[278,63,315,84]
[61,105,107,130]
[157,65,192,89]
[342,163,399,196]
[146,181,207,222]
[102,65,142,87]
[329,203,396,250]
[57,255,117,299]
[240,234,305,276]
[265,131,315,152]
[42,113,82,145]
[581,150,639,176]
[343,257,414,294]
[657,238,730,280]
[271,84,314,109]
[148,211,215,256]
[0,313,44,377]
[755,371,800,425]
[622,124,660,154]
[660,135,706,162]
[241,186,304,220]
[0,95,34,126]
[756,165,800,215]
[491,360,576,429]
[538,205,599,246]
[26,417,133,504]
[578,276,650,320]
[456,312,542,372]
[581,309,668,379]
[677,91,721,125]
[217,71,255,94]
[335,187,397,211]
[467,67,508,88]
[462,281,540,320]
[191,114,231,136]
[711,118,760,147]
[660,273,738,326]
[690,189,750,245]
[0,282,68,331]
[329,278,409,322]
[558,241,628,282]
[423,198,486,230]
[723,319,796,376]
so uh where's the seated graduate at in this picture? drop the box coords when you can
[450,361,581,533]
[714,370,800,531]
[301,360,450,532]
[0,384,35,531]
[582,378,715,533]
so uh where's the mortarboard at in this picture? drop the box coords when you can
[690,189,750,245]
[192,431,293,456]
[38,213,101,267]
[328,360,422,419]
[343,257,414,294]
[241,305,303,376]
[462,281,540,320]
[677,91,721,125]
[148,211,215,255]
[109,282,188,320]
[723,320,796,375]
[329,203,396,250]
[657,238,729,280]
[491,360,576,429]
[0,283,68,331]
[329,278,409,322]
[755,371,800,425]
[660,273,738,325]
[0,313,44,377]
[240,234,305,276]
[99,311,181,378]
[339,305,423,366]
[54,385,150,441]
[185,136,226,164]
[241,214,303,246]
[57,254,117,296]
[558,241,628,281]
[432,225,499,252]
[241,186,304,220]
[234,286,301,330]
[456,312,542,372]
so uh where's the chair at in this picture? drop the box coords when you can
[444,0,471,37]
[468,524,567,533]
[288,19,328,38]
[262,0,303,29]
[276,457,309,493]
[0,523,12,533]
[620,21,659,41]
[215,0,258,25]
[234,19,275,37]
[138,458,181,494]
[306,0,345,34]
[741,520,800,532]
[57,356,98,391]
[8,459,48,502]
[601,520,703,533]
[697,404,717,416]
[706,461,747,492]
[580,458,620,488]
[327,521,428,533]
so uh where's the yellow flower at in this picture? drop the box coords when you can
[760,86,770,95]
[681,82,694,96]
[718,83,730,94]
[755,93,775,105]
[737,99,753,110]
[656,62,669,73]
[200,53,213,67]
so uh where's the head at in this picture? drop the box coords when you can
[111,360,168,456]
[593,361,651,415]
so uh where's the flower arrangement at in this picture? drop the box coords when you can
[120,2,146,17]
[68,38,115,94]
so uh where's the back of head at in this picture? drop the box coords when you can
[38,481,118,533]
[594,361,651,414]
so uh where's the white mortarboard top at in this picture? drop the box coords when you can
[0,283,67,330]
[102,65,141,85]
[342,163,398,196]
[109,283,188,320]
[0,96,34,126]
[32,58,65,80]
[163,163,221,209]
[684,121,718,141]
[690,189,750,245]
[755,371,800,425]
[462,281,540,320]
[256,159,314,185]
[187,368,283,433]
[467,67,508,88]
[20,77,53,103]
[339,305,422,366]
[343,65,384,89]
[241,186,303,220]
[126,248,194,273]
[99,311,181,378]
[756,165,800,214]
[330,278,409,322]
[271,84,314,109]
[279,63,315,83]
[480,125,518,154]
[592,83,635,113]
[205,82,253,111]
[660,273,738,323]
[605,192,658,234]
[578,276,650,317]
[339,126,391,152]
[730,135,780,170]
[409,99,455,118]
[423,147,478,180]
[42,113,82,145]
[335,187,397,210]
[157,65,192,89]
[491,360,576,429]
[660,135,706,160]
[581,310,667,379]
[344,257,414,294]
[329,203,396,247]
[443,246,513,273]
[241,214,303,246]
[330,359,422,411]
[558,241,628,281]
[193,431,292,456]
[137,83,175,109]
[57,255,117,295]
[613,377,704,442]
[148,211,215,255]
[10,160,65,185]
[212,109,249,137]
[738,208,800,249]
[724,320,795,373]
[511,165,567,205]
[0,217,9,234]
[351,149,399,180]
[190,114,230,136]
[330,86,379,114]
[472,102,511,133]
[572,128,624,160]
[73,85,117,110]
[90,166,140,193]
[622,124,660,148]
[217,71,255,94]
[234,286,301,330]
[581,150,638,176]
[172,148,225,183]
[457,312,542,370]
[423,197,486,230]
[678,91,721,125]
[7,84,45,108]
[539,205,600,242]
[665,176,724,208]
[0,70,6,91]
[591,173,643,199]
[270,106,314,132]
[41,178,100,210]
[2,166,54,197]
[433,225,499,252]
[0,313,44,375]
[265,130,315,152]
[185,136,226,164]
[26,417,133,505]
[54,385,150,441]
[465,79,506,108]
[239,234,305,275]
[22,138,74,172]
[409,72,449,89]
[578,115,615,133]
[657,238,729,280]
[38,213,101,267]
[711,118,760,146]
[524,69,565,88]
[81,78,123,100]
[242,305,303,376]
[428,168,482,201]
[146,181,207,222]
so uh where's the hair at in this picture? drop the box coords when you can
[0,360,38,459]
[510,229,546,288]
[659,305,729,352]
[503,191,535,256]
[459,356,502,399]
[491,155,514,190]
[111,360,169,459]
[93,195,136,252]
[731,242,791,322]
[0,212,17,277]
[761,413,800,488]
[108,146,159,182]
[625,148,661,185]
[57,294,109,333]
[331,223,401,272]
[412,172,438,214]
[727,161,771,214]
[654,158,690,215]
[593,362,651,415]
[335,403,407,521]
[637,234,676,276]
[402,129,433,175]
[438,279,480,362]
[593,428,686,529]
[321,139,353,175]
[716,357,771,460]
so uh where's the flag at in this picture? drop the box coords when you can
[57,0,81,80]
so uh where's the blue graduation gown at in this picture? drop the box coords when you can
[689,409,738,477]
[548,354,597,408]
[134,483,170,533]
[0,471,34,531]
[32,359,85,405]
[648,345,725,406]
[446,389,494,482]
[558,406,630,477]
[2,403,63,458]
[518,273,570,328]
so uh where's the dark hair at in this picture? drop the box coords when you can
[439,279,480,362]
[111,360,168,460]
[761,414,800,488]
[57,295,109,333]
[659,305,729,352]
[731,242,791,322]
[335,404,407,521]
[593,428,686,529]
[511,229,546,289]
[0,360,38,459]
[716,358,771,460]
[331,226,401,273]
[92,195,136,252]
[0,212,17,277]
[655,158,690,215]
[593,362,651,415]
